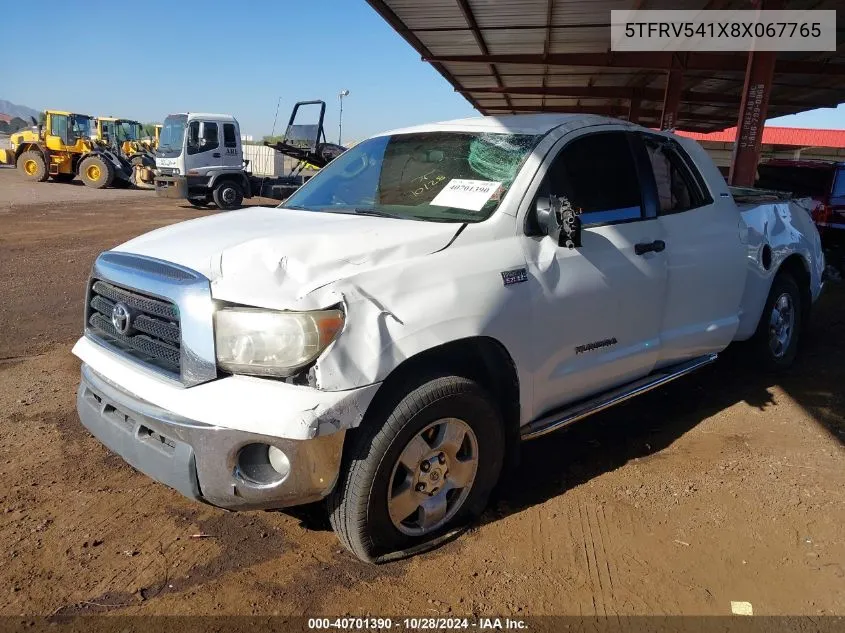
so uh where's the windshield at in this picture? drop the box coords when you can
[116,120,141,142]
[280,131,541,222]
[70,115,92,139]
[159,115,188,153]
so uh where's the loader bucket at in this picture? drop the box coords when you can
[131,164,156,189]
[0,149,15,165]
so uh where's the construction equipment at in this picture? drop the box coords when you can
[94,117,156,188]
[4,110,132,188]
[140,124,162,153]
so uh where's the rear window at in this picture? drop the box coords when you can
[756,164,834,197]
[223,123,237,148]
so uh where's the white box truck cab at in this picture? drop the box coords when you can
[155,112,250,209]
[74,114,825,563]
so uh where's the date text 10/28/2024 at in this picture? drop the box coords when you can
[308,617,528,630]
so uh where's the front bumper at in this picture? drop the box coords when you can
[155,174,215,200]
[77,364,346,510]
[155,174,189,199]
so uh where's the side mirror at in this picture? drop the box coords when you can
[539,194,581,248]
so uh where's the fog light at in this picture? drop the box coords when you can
[237,443,290,485]
[268,446,291,479]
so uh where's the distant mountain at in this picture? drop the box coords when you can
[0,99,40,123]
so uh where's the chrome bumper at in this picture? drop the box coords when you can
[76,364,345,511]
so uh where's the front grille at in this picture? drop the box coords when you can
[87,279,181,375]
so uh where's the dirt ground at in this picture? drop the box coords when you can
[1,166,844,619]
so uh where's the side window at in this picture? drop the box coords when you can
[644,136,711,214]
[186,121,200,155]
[546,132,643,226]
[51,114,69,144]
[201,122,219,152]
[223,123,237,148]
[832,168,845,198]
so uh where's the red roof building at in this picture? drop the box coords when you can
[672,126,845,174]
[677,127,845,149]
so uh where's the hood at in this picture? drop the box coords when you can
[114,206,462,307]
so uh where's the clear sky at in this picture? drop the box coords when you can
[0,0,841,141]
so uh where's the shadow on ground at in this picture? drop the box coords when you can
[487,280,844,521]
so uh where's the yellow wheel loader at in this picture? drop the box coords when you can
[5,110,133,188]
[93,117,156,188]
[143,124,162,152]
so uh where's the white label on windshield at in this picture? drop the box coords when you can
[430,179,502,212]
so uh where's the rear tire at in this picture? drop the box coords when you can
[212,180,244,210]
[17,150,48,182]
[79,155,114,189]
[328,375,504,563]
[751,272,803,371]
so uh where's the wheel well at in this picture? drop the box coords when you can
[15,144,43,160]
[777,254,811,326]
[211,173,249,194]
[361,336,522,467]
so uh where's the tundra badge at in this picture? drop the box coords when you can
[501,268,528,286]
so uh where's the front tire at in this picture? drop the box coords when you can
[79,155,114,189]
[751,272,803,371]
[212,180,244,210]
[328,375,504,563]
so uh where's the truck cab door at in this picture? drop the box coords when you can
[185,120,220,175]
[521,129,668,418]
[46,113,70,150]
[637,133,746,367]
[221,121,243,171]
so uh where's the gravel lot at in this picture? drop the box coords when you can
[0,167,843,618]
[0,165,151,208]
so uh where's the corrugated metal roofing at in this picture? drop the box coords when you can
[366,0,845,132]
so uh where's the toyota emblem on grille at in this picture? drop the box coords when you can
[111,302,132,335]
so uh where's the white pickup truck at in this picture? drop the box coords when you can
[73,114,825,563]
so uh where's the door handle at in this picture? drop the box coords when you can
[635,240,666,256]
[213,152,221,158]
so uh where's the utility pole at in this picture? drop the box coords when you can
[338,89,349,146]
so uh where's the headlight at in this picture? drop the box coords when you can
[214,307,344,377]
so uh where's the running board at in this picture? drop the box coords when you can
[520,353,718,441]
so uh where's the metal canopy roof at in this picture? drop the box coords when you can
[366,0,845,132]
